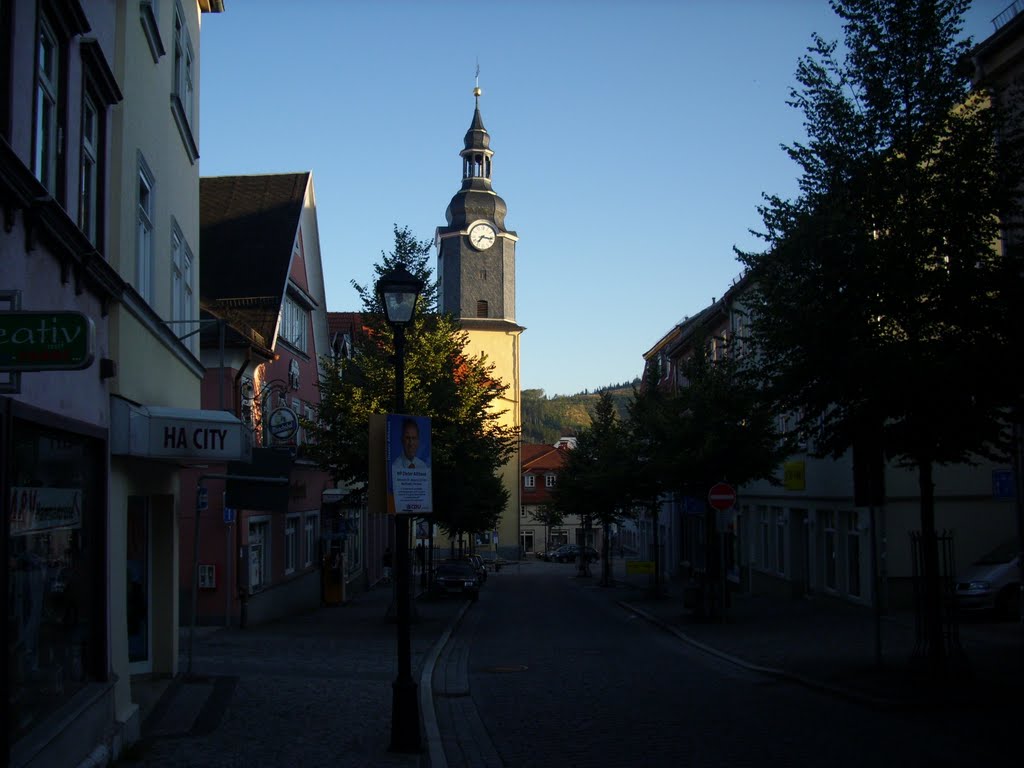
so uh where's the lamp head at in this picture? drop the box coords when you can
[377,264,424,326]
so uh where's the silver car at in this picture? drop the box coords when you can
[953,539,1021,620]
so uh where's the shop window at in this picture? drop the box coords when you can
[8,420,103,742]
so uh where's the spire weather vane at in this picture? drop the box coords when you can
[474,60,482,100]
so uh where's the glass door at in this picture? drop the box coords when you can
[127,496,151,672]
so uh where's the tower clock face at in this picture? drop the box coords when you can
[468,222,497,250]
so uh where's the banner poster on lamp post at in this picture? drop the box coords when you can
[386,414,433,515]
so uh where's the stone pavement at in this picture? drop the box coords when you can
[118,560,1023,767]
[119,579,464,768]
[612,562,1024,711]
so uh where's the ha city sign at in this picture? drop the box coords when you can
[0,311,95,371]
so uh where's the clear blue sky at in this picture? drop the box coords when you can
[198,0,1006,398]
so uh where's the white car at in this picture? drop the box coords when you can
[953,539,1021,620]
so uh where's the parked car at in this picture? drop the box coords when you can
[537,546,561,561]
[463,553,487,584]
[551,544,599,564]
[432,560,480,601]
[953,539,1021,620]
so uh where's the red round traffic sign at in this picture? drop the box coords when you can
[708,482,736,511]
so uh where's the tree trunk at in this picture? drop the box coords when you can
[918,458,947,670]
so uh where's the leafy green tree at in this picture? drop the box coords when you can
[304,225,518,543]
[532,503,565,553]
[627,349,787,606]
[551,392,633,584]
[737,0,1024,665]
[670,344,791,615]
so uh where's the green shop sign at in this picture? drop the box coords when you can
[0,311,95,371]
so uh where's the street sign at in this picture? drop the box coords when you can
[708,482,736,511]
[196,486,209,512]
[223,507,236,524]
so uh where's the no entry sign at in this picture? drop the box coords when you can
[708,482,737,511]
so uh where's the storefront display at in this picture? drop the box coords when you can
[7,420,102,742]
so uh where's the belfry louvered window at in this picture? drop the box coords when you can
[476,300,488,318]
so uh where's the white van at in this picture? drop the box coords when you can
[953,539,1021,620]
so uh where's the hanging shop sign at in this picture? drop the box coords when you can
[268,406,299,442]
[0,311,95,371]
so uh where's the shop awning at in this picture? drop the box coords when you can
[111,396,251,463]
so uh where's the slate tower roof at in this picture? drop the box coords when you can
[445,88,508,229]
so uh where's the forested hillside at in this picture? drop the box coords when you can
[520,380,639,444]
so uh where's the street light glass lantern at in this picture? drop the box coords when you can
[377,264,424,326]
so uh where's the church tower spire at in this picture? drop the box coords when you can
[436,81,517,321]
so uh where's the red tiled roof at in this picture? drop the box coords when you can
[521,443,568,472]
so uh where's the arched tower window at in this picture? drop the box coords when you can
[476,300,489,318]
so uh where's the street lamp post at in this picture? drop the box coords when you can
[378,263,424,753]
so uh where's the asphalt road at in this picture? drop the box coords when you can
[439,561,1009,768]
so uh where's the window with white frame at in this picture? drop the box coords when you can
[172,4,194,122]
[136,157,155,302]
[198,564,216,589]
[79,91,98,243]
[33,10,61,194]
[304,513,319,567]
[280,294,308,353]
[170,221,195,352]
[773,507,785,575]
[823,510,837,591]
[285,515,299,574]
[524,474,535,489]
[758,506,768,567]
[169,0,197,161]
[846,511,861,597]
[545,474,555,488]
[248,519,270,593]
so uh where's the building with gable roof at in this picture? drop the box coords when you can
[3,1,227,764]
[178,171,333,628]
[520,441,571,555]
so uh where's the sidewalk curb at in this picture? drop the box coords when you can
[619,601,901,711]
[420,599,472,768]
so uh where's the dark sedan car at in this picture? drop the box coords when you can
[551,544,599,564]
[432,561,480,601]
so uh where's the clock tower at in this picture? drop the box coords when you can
[436,84,523,560]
